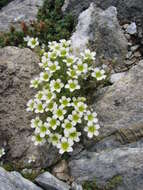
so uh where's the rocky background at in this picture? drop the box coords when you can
[0,0,143,190]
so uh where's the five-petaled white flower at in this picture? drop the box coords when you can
[62,119,76,135]
[49,133,61,147]
[35,122,50,138]
[40,71,51,82]
[27,37,39,49]
[46,61,60,73]
[63,55,77,67]
[43,90,56,103]
[47,116,60,130]
[75,102,87,116]
[65,79,80,92]
[84,111,98,125]
[34,101,46,113]
[59,96,71,108]
[73,60,88,74]
[50,79,64,93]
[84,124,100,138]
[30,78,40,88]
[91,68,106,81]
[32,134,46,146]
[68,111,82,125]
[57,137,73,154]
[31,117,42,128]
[54,106,67,121]
[81,49,96,61]
[65,129,81,142]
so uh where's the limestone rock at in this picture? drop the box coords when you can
[0,167,42,190]
[0,0,43,32]
[69,147,143,190]
[35,172,70,190]
[62,0,143,22]
[95,60,143,138]
[71,4,128,72]
[0,46,60,169]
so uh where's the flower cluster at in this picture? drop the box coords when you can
[0,148,5,158]
[27,39,106,154]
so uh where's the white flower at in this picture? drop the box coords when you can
[48,41,59,51]
[35,91,44,101]
[53,106,67,121]
[27,37,39,49]
[63,55,77,67]
[0,148,5,158]
[49,133,61,146]
[81,49,96,60]
[50,79,64,93]
[57,137,73,154]
[35,122,50,138]
[26,99,35,112]
[65,129,81,142]
[59,96,71,107]
[67,68,79,79]
[73,60,88,74]
[46,61,60,73]
[45,101,57,112]
[59,47,69,57]
[62,119,76,135]
[40,71,51,82]
[84,124,100,138]
[32,134,45,146]
[91,68,106,81]
[30,78,40,88]
[31,117,42,128]
[60,39,71,48]
[75,102,87,115]
[47,116,60,130]
[34,101,46,113]
[49,51,58,60]
[43,90,56,103]
[84,111,98,125]
[68,111,82,125]
[65,79,80,92]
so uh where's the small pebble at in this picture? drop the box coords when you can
[126,22,137,35]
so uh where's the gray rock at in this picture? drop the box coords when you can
[62,0,143,22]
[110,72,126,84]
[0,0,43,32]
[69,147,143,190]
[71,4,128,72]
[94,60,143,138]
[126,22,137,35]
[0,46,60,169]
[35,172,70,190]
[0,167,42,190]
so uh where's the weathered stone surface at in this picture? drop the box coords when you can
[69,147,143,190]
[35,172,70,190]
[0,46,60,169]
[71,4,128,71]
[94,60,143,139]
[0,0,43,32]
[62,0,143,22]
[0,167,42,190]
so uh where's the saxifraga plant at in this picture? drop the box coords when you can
[26,38,106,154]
